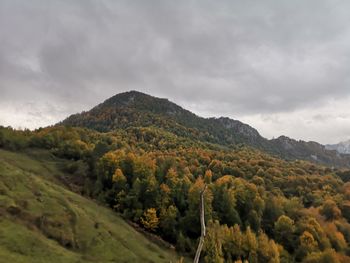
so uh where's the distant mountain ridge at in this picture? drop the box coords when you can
[60,91,350,167]
[326,140,350,154]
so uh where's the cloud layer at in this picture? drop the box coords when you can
[1,0,350,144]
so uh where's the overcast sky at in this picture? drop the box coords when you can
[1,0,350,144]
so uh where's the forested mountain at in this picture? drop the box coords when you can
[61,91,350,168]
[1,125,350,262]
[2,91,350,262]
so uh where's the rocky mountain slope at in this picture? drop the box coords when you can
[326,140,350,154]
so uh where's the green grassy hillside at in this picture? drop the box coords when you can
[0,149,181,263]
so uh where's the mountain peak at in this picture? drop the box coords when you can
[105,90,156,102]
[102,90,160,106]
[97,90,186,116]
[60,90,264,145]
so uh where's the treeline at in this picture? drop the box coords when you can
[1,125,350,262]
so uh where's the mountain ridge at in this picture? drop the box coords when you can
[60,90,350,167]
[326,139,350,154]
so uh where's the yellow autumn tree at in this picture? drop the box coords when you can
[112,168,126,184]
[300,231,318,253]
[204,170,213,184]
[141,208,159,231]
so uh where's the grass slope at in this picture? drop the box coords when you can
[0,149,180,263]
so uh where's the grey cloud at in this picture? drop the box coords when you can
[1,0,350,143]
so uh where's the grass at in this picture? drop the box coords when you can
[0,149,182,263]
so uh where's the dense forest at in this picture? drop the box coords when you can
[1,124,350,263]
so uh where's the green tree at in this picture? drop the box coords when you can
[160,205,178,242]
[112,168,127,191]
[321,199,341,221]
[222,224,244,261]
[204,221,224,263]
[242,227,258,263]
[296,231,318,260]
[257,232,280,263]
[184,177,213,237]
[274,215,296,252]
[213,181,241,227]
